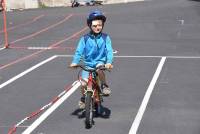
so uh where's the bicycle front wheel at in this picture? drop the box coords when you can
[85,91,93,129]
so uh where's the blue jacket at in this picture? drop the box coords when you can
[72,33,113,68]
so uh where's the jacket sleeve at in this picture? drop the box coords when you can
[72,37,85,64]
[105,35,113,64]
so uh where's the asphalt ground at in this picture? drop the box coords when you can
[0,0,200,133]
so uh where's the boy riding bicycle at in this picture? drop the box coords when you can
[69,10,114,109]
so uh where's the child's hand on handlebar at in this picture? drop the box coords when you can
[105,63,113,69]
[69,63,78,68]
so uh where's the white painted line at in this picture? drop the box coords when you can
[22,81,81,134]
[167,56,200,59]
[0,125,29,128]
[56,55,73,57]
[56,55,162,58]
[113,50,118,54]
[114,55,162,58]
[0,55,57,90]
[178,19,184,25]
[115,56,200,58]
[57,55,200,59]
[129,57,166,134]
[28,47,53,50]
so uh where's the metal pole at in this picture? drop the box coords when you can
[2,0,9,48]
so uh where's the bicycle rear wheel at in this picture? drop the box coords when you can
[85,91,93,129]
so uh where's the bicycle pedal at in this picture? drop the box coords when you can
[99,93,104,96]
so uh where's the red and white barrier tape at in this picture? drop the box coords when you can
[8,80,79,134]
[8,46,75,50]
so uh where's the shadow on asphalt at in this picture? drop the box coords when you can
[188,0,200,2]
[71,105,111,119]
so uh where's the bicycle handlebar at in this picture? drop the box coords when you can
[70,64,109,72]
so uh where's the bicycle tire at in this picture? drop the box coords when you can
[85,91,93,129]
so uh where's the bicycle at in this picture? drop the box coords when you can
[71,0,80,7]
[74,65,109,128]
[71,0,103,7]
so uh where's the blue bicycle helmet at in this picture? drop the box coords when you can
[87,10,106,26]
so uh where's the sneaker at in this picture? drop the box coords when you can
[78,100,85,109]
[78,96,85,109]
[102,85,111,96]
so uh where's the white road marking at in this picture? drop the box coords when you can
[28,47,53,50]
[57,55,162,58]
[55,55,73,57]
[128,57,166,134]
[57,55,200,59]
[113,50,118,54]
[178,19,184,25]
[2,54,199,133]
[114,55,162,58]
[0,55,57,90]
[0,125,29,128]
[115,55,200,58]
[22,81,81,134]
